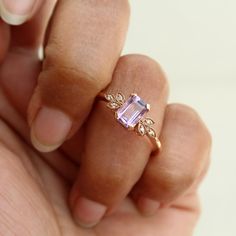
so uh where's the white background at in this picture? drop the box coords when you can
[124,1,236,235]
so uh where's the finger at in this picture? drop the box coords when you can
[28,0,130,153]
[0,19,10,63]
[0,0,46,25]
[94,193,201,236]
[133,104,212,216]
[0,0,56,115]
[10,0,56,49]
[69,55,169,228]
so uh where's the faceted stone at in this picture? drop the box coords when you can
[116,94,148,128]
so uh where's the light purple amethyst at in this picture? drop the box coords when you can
[116,94,148,128]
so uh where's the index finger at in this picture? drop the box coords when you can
[29,0,130,152]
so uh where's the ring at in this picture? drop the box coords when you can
[99,92,161,152]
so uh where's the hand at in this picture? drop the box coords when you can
[0,1,211,235]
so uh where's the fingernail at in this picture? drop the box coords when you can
[0,0,36,25]
[137,197,160,216]
[74,197,107,228]
[31,107,72,153]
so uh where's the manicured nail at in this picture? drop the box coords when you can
[31,107,72,153]
[0,0,36,25]
[137,197,160,216]
[74,197,107,228]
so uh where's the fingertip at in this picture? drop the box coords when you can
[73,197,107,228]
[134,195,161,217]
[0,9,28,25]
[31,128,62,153]
[0,0,36,25]
[30,106,73,153]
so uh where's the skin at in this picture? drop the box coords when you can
[0,1,211,235]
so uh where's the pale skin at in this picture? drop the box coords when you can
[0,1,211,235]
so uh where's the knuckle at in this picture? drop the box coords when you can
[149,167,196,200]
[166,103,200,123]
[118,54,169,92]
[98,167,130,193]
[83,163,132,204]
[167,103,212,147]
[43,43,107,92]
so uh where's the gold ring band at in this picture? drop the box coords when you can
[99,92,161,153]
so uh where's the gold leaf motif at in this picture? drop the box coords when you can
[105,94,115,102]
[137,123,146,136]
[147,128,156,138]
[116,93,125,104]
[107,102,120,110]
[144,118,155,125]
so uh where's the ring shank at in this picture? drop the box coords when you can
[149,136,162,153]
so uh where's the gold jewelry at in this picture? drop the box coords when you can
[99,92,161,152]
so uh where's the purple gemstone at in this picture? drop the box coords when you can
[116,94,148,128]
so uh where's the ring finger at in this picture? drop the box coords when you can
[70,55,169,227]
